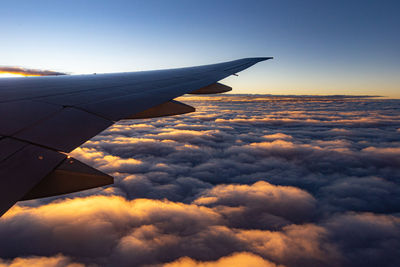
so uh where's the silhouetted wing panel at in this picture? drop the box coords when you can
[15,108,113,152]
[0,138,27,162]
[0,101,61,136]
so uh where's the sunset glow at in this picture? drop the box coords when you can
[0,67,65,77]
[0,73,27,78]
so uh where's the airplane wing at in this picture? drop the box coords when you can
[0,57,272,216]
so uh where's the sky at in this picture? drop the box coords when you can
[1,95,399,266]
[0,0,399,97]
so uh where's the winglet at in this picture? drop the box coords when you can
[248,57,273,63]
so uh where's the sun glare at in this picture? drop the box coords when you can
[0,72,38,78]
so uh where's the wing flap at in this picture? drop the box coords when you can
[21,157,113,201]
[128,100,195,119]
[189,83,232,94]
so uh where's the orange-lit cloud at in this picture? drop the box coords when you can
[0,254,83,267]
[0,195,337,266]
[0,66,66,76]
[164,252,285,267]
[194,181,316,228]
[262,133,293,140]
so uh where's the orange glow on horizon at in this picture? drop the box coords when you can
[0,71,43,77]
[0,72,31,78]
[0,71,47,77]
[0,67,66,77]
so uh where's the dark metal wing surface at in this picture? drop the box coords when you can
[0,57,272,216]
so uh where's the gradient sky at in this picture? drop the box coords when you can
[1,0,399,97]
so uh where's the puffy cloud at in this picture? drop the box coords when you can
[235,224,340,267]
[3,199,335,266]
[263,133,293,140]
[361,146,400,167]
[164,252,284,267]
[0,196,330,266]
[324,212,400,267]
[194,181,316,229]
[319,176,400,213]
[0,254,84,267]
[0,196,221,260]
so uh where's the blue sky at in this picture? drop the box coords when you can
[1,0,399,97]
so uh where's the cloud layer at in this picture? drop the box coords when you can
[0,95,399,266]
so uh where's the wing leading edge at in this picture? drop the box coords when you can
[0,57,272,216]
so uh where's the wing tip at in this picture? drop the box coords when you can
[252,57,274,62]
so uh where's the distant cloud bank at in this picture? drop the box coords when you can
[0,66,66,76]
[0,95,399,267]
